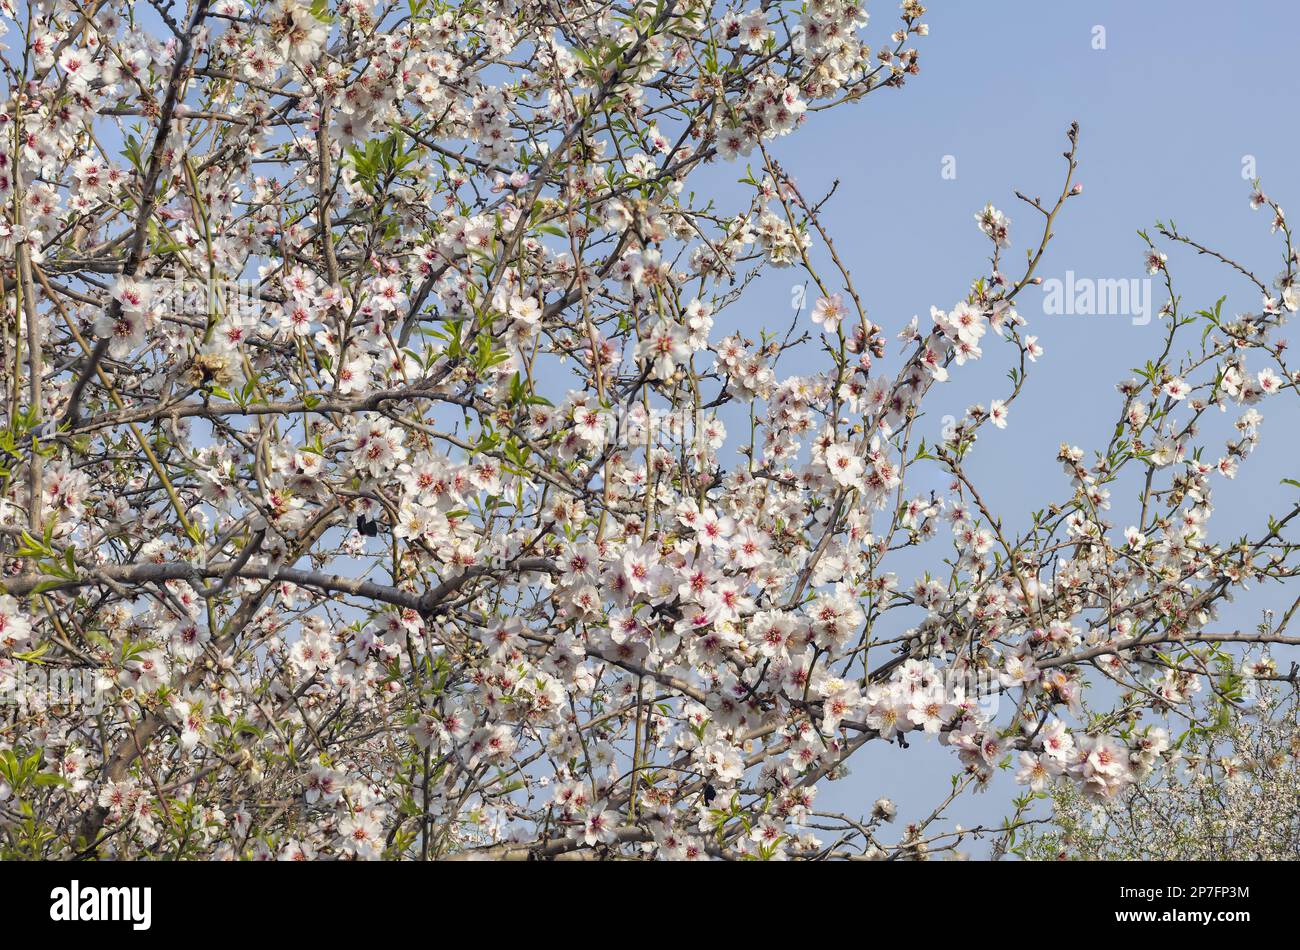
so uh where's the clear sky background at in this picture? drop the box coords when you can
[698,1,1300,852]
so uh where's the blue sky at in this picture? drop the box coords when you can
[704,0,1300,850]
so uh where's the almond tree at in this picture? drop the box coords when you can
[0,0,1297,860]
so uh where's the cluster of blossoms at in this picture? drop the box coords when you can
[1024,679,1300,860]
[0,0,1296,862]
